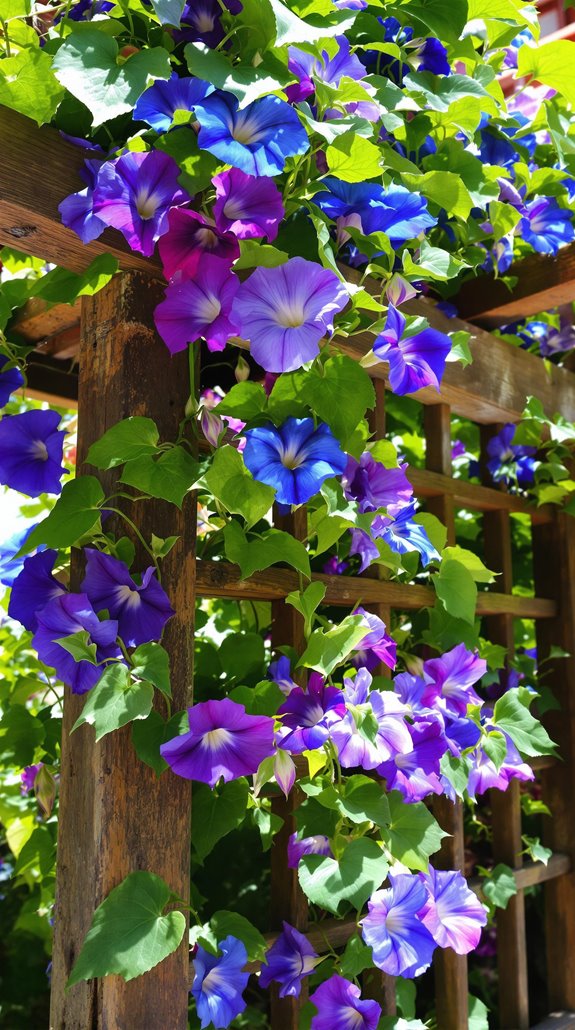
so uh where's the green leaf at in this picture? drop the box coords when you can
[28,254,118,306]
[298,838,388,914]
[87,417,159,470]
[192,779,250,861]
[387,0,468,40]
[120,447,199,507]
[132,643,171,697]
[518,39,575,108]
[402,242,468,281]
[53,31,171,126]
[383,791,447,871]
[301,354,374,445]
[481,863,517,910]
[155,128,221,193]
[286,581,326,637]
[493,687,557,757]
[401,170,473,220]
[56,630,99,665]
[318,775,390,827]
[216,382,268,422]
[523,835,552,866]
[132,710,187,776]
[205,446,274,527]
[0,705,45,766]
[224,521,311,579]
[482,731,507,770]
[234,241,290,270]
[326,133,383,183]
[219,632,266,682]
[22,476,104,553]
[340,935,374,977]
[267,0,355,45]
[68,871,186,985]
[72,665,154,742]
[149,0,185,25]
[210,911,267,962]
[442,546,495,583]
[299,615,367,676]
[185,42,292,107]
[468,995,489,1030]
[433,559,477,626]
[0,49,64,125]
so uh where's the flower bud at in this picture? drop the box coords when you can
[404,654,425,677]
[234,355,250,383]
[386,274,417,308]
[185,394,198,417]
[201,407,225,448]
[35,765,57,820]
[274,749,296,799]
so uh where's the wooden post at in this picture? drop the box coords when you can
[49,272,195,1029]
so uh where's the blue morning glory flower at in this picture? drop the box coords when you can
[373,303,451,395]
[191,935,249,1029]
[0,356,24,409]
[133,73,213,132]
[373,501,440,566]
[194,91,310,177]
[417,37,450,75]
[0,409,67,497]
[33,593,122,695]
[243,417,347,505]
[486,423,536,487]
[259,921,319,997]
[519,197,575,255]
[0,523,41,587]
[313,179,436,246]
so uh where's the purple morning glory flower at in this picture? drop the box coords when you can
[160,698,275,785]
[422,644,486,716]
[342,453,413,514]
[0,409,66,497]
[276,672,346,754]
[372,502,440,567]
[451,439,466,460]
[59,158,107,245]
[373,303,451,395]
[92,151,190,257]
[313,179,436,246]
[194,91,309,177]
[419,866,487,953]
[133,73,212,132]
[81,548,174,648]
[309,975,381,1030]
[331,668,412,769]
[191,935,249,1030]
[154,257,241,354]
[213,167,285,242]
[467,733,534,799]
[351,607,397,672]
[361,873,436,977]
[243,417,347,506]
[8,550,67,632]
[486,423,536,487]
[417,37,450,75]
[63,0,113,20]
[287,832,333,869]
[519,197,575,255]
[378,718,447,802]
[176,0,240,48]
[0,356,24,408]
[393,671,433,715]
[259,921,318,997]
[0,524,41,587]
[349,527,380,573]
[159,208,240,280]
[234,257,349,373]
[21,762,43,794]
[267,656,296,695]
[323,556,349,575]
[482,234,514,275]
[286,36,366,104]
[33,593,122,695]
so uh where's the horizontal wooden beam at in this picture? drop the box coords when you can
[408,467,552,524]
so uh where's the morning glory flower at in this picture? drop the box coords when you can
[160,698,275,785]
[0,409,66,497]
[267,655,297,695]
[342,452,413,514]
[276,672,346,753]
[323,556,350,575]
[33,593,122,695]
[331,668,412,768]
[194,91,309,177]
[159,208,240,280]
[287,833,333,868]
[8,550,67,632]
[348,527,380,572]
[0,524,40,587]
[154,257,241,354]
[422,644,486,716]
[467,733,534,799]
[519,197,575,255]
[21,763,43,794]
[191,935,249,1030]
[372,502,440,566]
[176,0,241,48]
[378,718,447,802]
[133,73,212,132]
[313,179,436,246]
[0,356,24,408]
[92,151,190,257]
[419,866,487,953]
[373,303,451,395]
[286,36,366,104]
[233,257,349,373]
[59,158,107,245]
[486,423,536,487]
[417,37,450,75]
[393,671,433,715]
[81,548,174,648]
[259,922,319,997]
[243,417,347,506]
[361,873,436,977]
[351,607,397,672]
[310,975,381,1030]
[213,168,285,241]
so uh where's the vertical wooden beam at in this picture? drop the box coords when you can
[424,405,469,1030]
[480,426,529,1030]
[533,511,575,1012]
[50,273,195,1030]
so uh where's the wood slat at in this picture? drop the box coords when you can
[531,1013,575,1030]
[467,854,571,896]
[408,467,552,525]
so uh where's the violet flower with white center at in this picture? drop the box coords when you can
[259,922,319,997]
[154,257,241,354]
[33,593,122,695]
[421,643,486,716]
[213,168,285,242]
[287,832,333,869]
[351,607,397,672]
[361,873,436,978]
[372,502,441,567]
[342,452,413,514]
[159,207,239,280]
[191,935,249,1029]
[419,866,488,953]
[0,409,67,497]
[373,303,451,395]
[310,975,381,1030]
[286,35,366,104]
[467,733,534,799]
[81,548,174,648]
[233,257,349,373]
[276,672,346,754]
[378,718,447,802]
[331,669,412,769]
[519,196,575,255]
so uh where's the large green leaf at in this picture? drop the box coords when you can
[299,615,367,676]
[131,643,172,697]
[155,128,221,194]
[481,863,517,910]
[326,133,383,182]
[383,792,447,871]
[68,871,186,985]
[401,170,473,220]
[433,559,477,626]
[200,911,267,962]
[0,49,64,125]
[317,775,390,827]
[205,446,275,527]
[87,417,160,470]
[518,39,575,108]
[0,705,45,766]
[216,382,268,422]
[53,30,171,126]
[132,710,188,776]
[224,521,311,579]
[22,476,104,553]
[493,687,557,757]
[149,0,185,25]
[192,779,250,861]
[301,354,374,445]
[185,43,292,107]
[72,665,154,742]
[120,447,199,507]
[298,838,388,914]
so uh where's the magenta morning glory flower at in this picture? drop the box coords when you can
[351,607,397,672]
[378,718,447,802]
[158,208,240,280]
[92,151,190,257]
[422,643,486,716]
[8,550,67,632]
[0,410,66,497]
[33,593,122,695]
[342,452,413,514]
[309,975,381,1030]
[287,832,333,869]
[259,922,319,998]
[213,168,285,241]
[323,556,349,575]
[243,417,347,506]
[154,257,241,354]
[59,158,107,245]
[313,179,436,246]
[276,672,346,754]
[0,356,24,408]
[331,668,412,769]
[160,698,275,786]
[234,257,349,373]
[191,935,249,1030]
[419,866,487,954]
[286,36,366,104]
[194,91,309,177]
[519,196,575,255]
[81,548,174,648]
[133,73,212,132]
[373,303,451,395]
[361,874,436,978]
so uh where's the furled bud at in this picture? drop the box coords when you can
[274,749,296,799]
[234,354,250,383]
[200,407,225,448]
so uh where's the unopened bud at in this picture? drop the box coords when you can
[200,407,225,448]
[185,394,198,418]
[234,354,250,383]
[404,654,425,677]
[274,749,296,799]
[35,765,57,820]
[386,274,417,308]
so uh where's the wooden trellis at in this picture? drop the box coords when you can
[2,106,575,1030]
